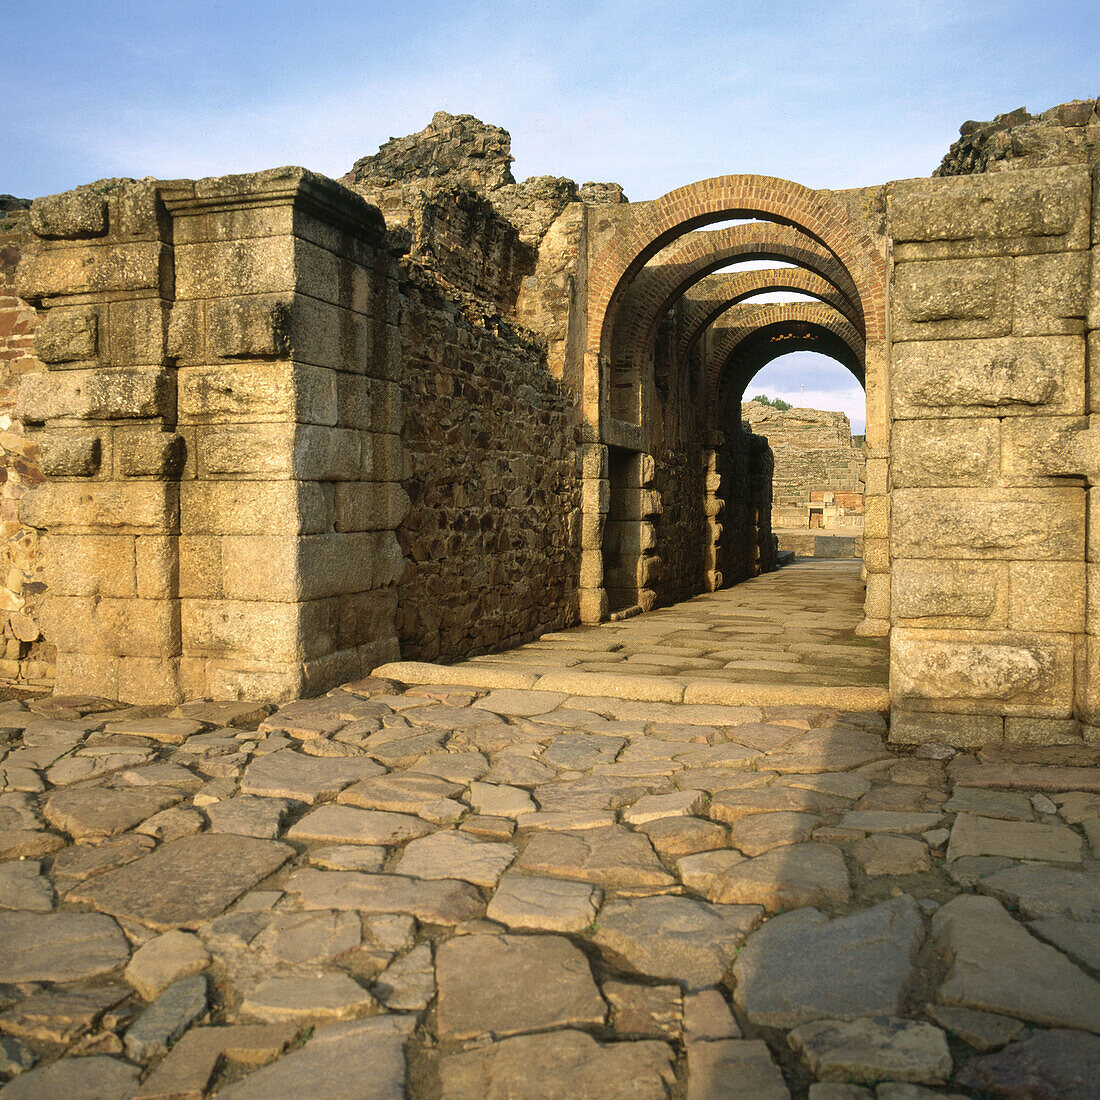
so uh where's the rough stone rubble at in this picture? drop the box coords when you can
[935,97,1100,175]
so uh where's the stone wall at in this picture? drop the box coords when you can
[714,429,775,587]
[0,205,50,688]
[885,163,1095,745]
[651,445,707,605]
[741,401,865,530]
[396,268,580,660]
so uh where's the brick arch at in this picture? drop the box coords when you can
[611,221,862,374]
[590,175,887,380]
[675,268,860,365]
[704,302,864,433]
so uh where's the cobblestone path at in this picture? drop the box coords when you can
[0,565,1097,1097]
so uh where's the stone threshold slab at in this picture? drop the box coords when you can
[372,661,889,712]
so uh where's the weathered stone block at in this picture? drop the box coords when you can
[1088,488,1100,565]
[207,294,292,359]
[30,190,108,239]
[636,553,662,587]
[582,478,610,516]
[892,559,1005,628]
[864,458,889,496]
[175,237,295,299]
[180,481,328,535]
[1090,245,1100,332]
[136,536,178,599]
[44,534,137,598]
[41,595,180,657]
[366,434,404,481]
[1014,251,1089,336]
[110,178,163,238]
[195,292,380,374]
[581,444,607,480]
[1077,635,1100,725]
[579,587,608,624]
[23,482,178,533]
[604,520,656,556]
[1009,561,1085,633]
[891,487,1084,560]
[581,512,605,551]
[220,532,403,601]
[170,199,294,246]
[19,367,172,422]
[888,709,1003,748]
[54,651,119,700]
[864,573,889,619]
[118,656,183,706]
[370,380,402,434]
[35,307,98,363]
[1087,564,1100,637]
[334,375,402,432]
[892,336,1084,419]
[892,418,999,487]
[333,483,410,532]
[1000,416,1090,482]
[203,660,306,703]
[36,429,102,477]
[1090,332,1100,416]
[182,599,311,663]
[337,587,398,649]
[199,424,360,480]
[862,537,889,574]
[862,494,890,539]
[579,550,603,589]
[889,167,1090,257]
[18,241,167,300]
[892,257,1011,340]
[177,363,337,426]
[1003,716,1083,745]
[102,297,169,368]
[892,627,1075,715]
[118,429,187,479]
[178,536,221,599]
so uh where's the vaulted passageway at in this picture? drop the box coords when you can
[579,174,887,637]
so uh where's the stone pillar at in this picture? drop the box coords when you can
[1081,159,1100,732]
[18,169,405,703]
[635,452,661,612]
[858,336,891,635]
[578,443,608,623]
[162,168,404,701]
[18,181,183,702]
[703,444,723,592]
[886,166,1092,746]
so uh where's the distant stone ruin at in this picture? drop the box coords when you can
[741,401,865,528]
[2,96,1099,746]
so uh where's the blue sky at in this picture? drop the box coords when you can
[5,0,1096,430]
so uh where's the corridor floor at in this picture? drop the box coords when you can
[382,560,889,711]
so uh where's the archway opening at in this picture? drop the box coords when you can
[585,175,887,632]
[740,352,867,559]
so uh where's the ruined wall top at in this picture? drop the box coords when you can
[341,112,626,249]
[343,111,516,191]
[934,97,1100,176]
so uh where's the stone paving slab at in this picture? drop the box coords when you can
[1,565,1098,1096]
